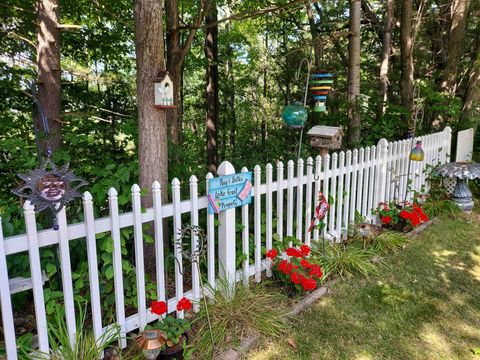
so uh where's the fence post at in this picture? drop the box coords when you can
[376,138,389,213]
[218,161,236,287]
[444,126,452,163]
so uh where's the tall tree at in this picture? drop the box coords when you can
[461,39,480,125]
[347,0,362,145]
[441,0,471,96]
[37,0,62,151]
[377,0,394,118]
[205,0,219,174]
[165,0,208,144]
[400,0,414,115]
[134,0,168,264]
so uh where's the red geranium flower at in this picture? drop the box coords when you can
[278,260,293,275]
[290,272,304,284]
[420,213,429,222]
[151,300,167,316]
[399,210,411,219]
[300,244,311,257]
[381,216,392,224]
[300,259,312,269]
[176,297,192,312]
[301,277,317,291]
[266,248,278,260]
[309,265,323,279]
[285,247,302,258]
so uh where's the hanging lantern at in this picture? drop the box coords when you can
[409,141,425,161]
[282,103,308,129]
[309,71,333,113]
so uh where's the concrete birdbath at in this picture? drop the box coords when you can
[435,162,480,212]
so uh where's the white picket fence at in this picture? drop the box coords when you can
[0,127,452,359]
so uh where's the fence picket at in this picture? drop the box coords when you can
[322,154,330,237]
[286,160,294,238]
[276,162,284,241]
[131,184,147,329]
[205,173,215,289]
[108,188,127,348]
[83,192,103,344]
[241,167,250,286]
[350,149,358,222]
[343,151,352,232]
[296,159,304,241]
[329,153,338,237]
[0,220,17,360]
[254,165,262,283]
[24,201,49,353]
[313,156,322,242]
[305,157,313,246]
[152,182,166,308]
[367,146,377,219]
[356,148,365,216]
[336,152,345,239]
[362,147,371,217]
[266,164,273,277]
[189,176,200,312]
[172,178,184,316]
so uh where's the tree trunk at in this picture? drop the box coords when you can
[226,22,237,159]
[205,1,219,174]
[134,0,169,270]
[441,0,471,96]
[347,0,361,145]
[461,41,480,126]
[36,0,62,152]
[400,0,414,115]
[307,4,322,68]
[377,0,394,119]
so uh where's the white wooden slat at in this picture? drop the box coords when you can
[286,160,294,238]
[0,219,17,360]
[385,141,394,201]
[108,188,127,348]
[83,192,103,344]
[241,167,250,286]
[322,154,330,237]
[276,162,284,241]
[399,140,409,201]
[328,153,338,237]
[362,147,371,217]
[152,182,166,307]
[189,176,200,312]
[392,141,401,201]
[172,178,184,316]
[131,184,147,330]
[349,149,358,223]
[296,159,304,241]
[336,152,345,239]
[24,201,49,353]
[343,151,352,234]
[254,165,262,283]
[304,158,313,246]
[445,126,452,163]
[205,173,215,289]
[356,148,365,216]
[56,207,76,347]
[367,146,376,219]
[265,164,273,277]
[376,139,388,208]
[313,156,322,242]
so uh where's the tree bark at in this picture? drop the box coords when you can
[377,0,394,118]
[307,4,322,68]
[226,22,237,159]
[134,0,169,269]
[400,0,414,116]
[461,40,480,126]
[347,0,362,145]
[205,0,219,174]
[36,0,62,152]
[441,0,471,96]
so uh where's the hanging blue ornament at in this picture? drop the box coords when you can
[282,103,308,129]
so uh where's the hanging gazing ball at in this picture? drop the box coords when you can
[282,103,308,129]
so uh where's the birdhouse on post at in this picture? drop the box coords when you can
[307,125,344,157]
[154,71,176,108]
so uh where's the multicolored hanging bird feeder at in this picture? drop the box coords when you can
[309,71,333,113]
[282,103,308,129]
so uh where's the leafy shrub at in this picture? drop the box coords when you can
[423,199,461,219]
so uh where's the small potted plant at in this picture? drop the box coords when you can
[147,297,192,359]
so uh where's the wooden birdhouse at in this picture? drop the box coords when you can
[154,71,176,108]
[307,125,344,156]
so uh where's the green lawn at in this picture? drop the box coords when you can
[247,215,480,360]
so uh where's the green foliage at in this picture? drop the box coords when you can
[423,199,462,219]
[192,279,288,357]
[370,231,408,254]
[150,316,191,346]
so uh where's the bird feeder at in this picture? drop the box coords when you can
[307,125,344,157]
[309,71,333,113]
[154,71,176,108]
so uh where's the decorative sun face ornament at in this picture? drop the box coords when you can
[13,158,87,229]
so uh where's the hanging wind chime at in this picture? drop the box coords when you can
[12,83,87,230]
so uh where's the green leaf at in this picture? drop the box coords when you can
[105,266,114,280]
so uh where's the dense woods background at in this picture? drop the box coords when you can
[1,0,479,229]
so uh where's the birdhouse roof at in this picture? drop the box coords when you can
[307,125,343,138]
[154,71,171,82]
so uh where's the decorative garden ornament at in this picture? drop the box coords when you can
[282,103,308,129]
[136,329,167,359]
[154,71,176,108]
[409,141,425,161]
[309,71,333,113]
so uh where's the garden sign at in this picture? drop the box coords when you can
[207,172,252,214]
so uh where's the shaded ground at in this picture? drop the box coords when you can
[247,215,480,360]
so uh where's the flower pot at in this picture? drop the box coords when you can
[157,334,187,360]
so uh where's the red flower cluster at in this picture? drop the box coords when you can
[381,215,392,224]
[266,248,278,260]
[176,297,192,312]
[151,300,168,316]
[274,244,322,292]
[399,204,428,228]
